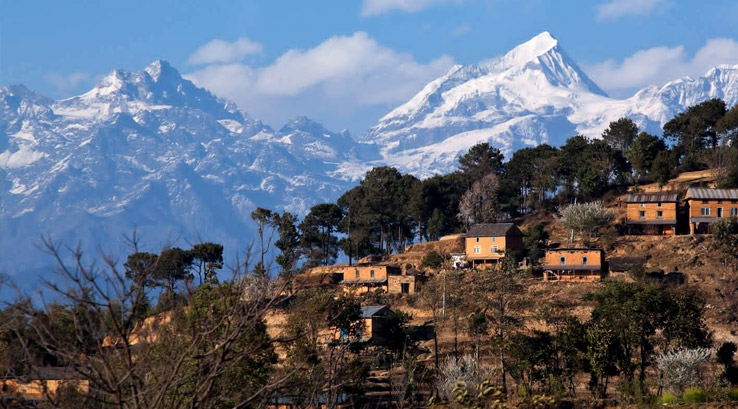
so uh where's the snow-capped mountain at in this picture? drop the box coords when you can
[2,33,738,280]
[366,32,738,177]
[0,61,365,278]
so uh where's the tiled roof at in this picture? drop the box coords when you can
[466,223,520,237]
[625,193,679,203]
[687,187,738,200]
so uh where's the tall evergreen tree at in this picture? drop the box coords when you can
[602,117,639,152]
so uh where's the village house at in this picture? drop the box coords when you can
[542,248,605,282]
[302,264,418,295]
[1,367,89,401]
[685,187,738,234]
[624,192,679,235]
[329,305,392,345]
[464,223,524,268]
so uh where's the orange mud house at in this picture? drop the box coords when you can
[1,367,89,401]
[685,187,738,234]
[465,223,523,268]
[542,248,604,282]
[624,192,679,235]
[339,265,404,294]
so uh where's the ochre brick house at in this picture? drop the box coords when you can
[465,223,524,269]
[624,192,679,235]
[542,248,604,282]
[685,187,738,234]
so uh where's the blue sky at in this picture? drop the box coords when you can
[2,0,738,133]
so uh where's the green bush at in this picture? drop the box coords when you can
[728,387,738,401]
[656,392,678,405]
[682,387,706,403]
[421,250,444,269]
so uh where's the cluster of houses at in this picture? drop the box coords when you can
[299,187,738,289]
[625,187,738,235]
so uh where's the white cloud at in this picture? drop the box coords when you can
[584,38,738,92]
[188,38,262,65]
[596,0,668,20]
[185,32,453,129]
[451,24,471,37]
[43,72,91,91]
[361,0,457,16]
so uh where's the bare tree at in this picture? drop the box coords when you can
[458,173,500,228]
[8,236,292,409]
[703,144,738,183]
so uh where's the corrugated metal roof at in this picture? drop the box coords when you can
[466,223,520,237]
[687,187,738,200]
[361,305,390,318]
[544,265,602,271]
[625,193,679,203]
[625,220,677,225]
[340,278,387,285]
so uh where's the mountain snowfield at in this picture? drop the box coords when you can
[1,32,737,278]
[364,32,738,177]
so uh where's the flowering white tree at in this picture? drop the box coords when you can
[655,347,712,395]
[558,201,615,246]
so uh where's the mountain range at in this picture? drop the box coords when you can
[2,32,737,279]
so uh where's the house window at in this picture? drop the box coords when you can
[702,200,708,204]
[474,246,481,254]
[657,211,663,219]
[582,257,588,265]
[701,207,710,216]
[400,283,410,294]
[641,203,646,208]
[559,256,566,265]
[492,236,496,242]
[639,211,645,219]
[370,270,375,278]
[717,208,723,218]
[476,237,479,242]
[731,208,738,217]
[718,200,723,204]
[355,270,360,279]
[732,200,737,204]
[657,202,662,208]
[491,246,498,253]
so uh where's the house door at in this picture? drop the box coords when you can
[718,208,723,218]
[400,283,410,294]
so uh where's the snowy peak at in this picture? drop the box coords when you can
[144,59,179,83]
[55,61,247,122]
[496,31,558,68]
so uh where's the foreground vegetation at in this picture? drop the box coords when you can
[2,99,738,408]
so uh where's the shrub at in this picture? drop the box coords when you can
[682,387,706,403]
[728,387,738,401]
[421,250,444,269]
[657,392,678,405]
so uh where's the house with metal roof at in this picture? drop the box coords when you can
[685,187,738,234]
[624,192,679,235]
[464,223,523,269]
[541,248,605,282]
